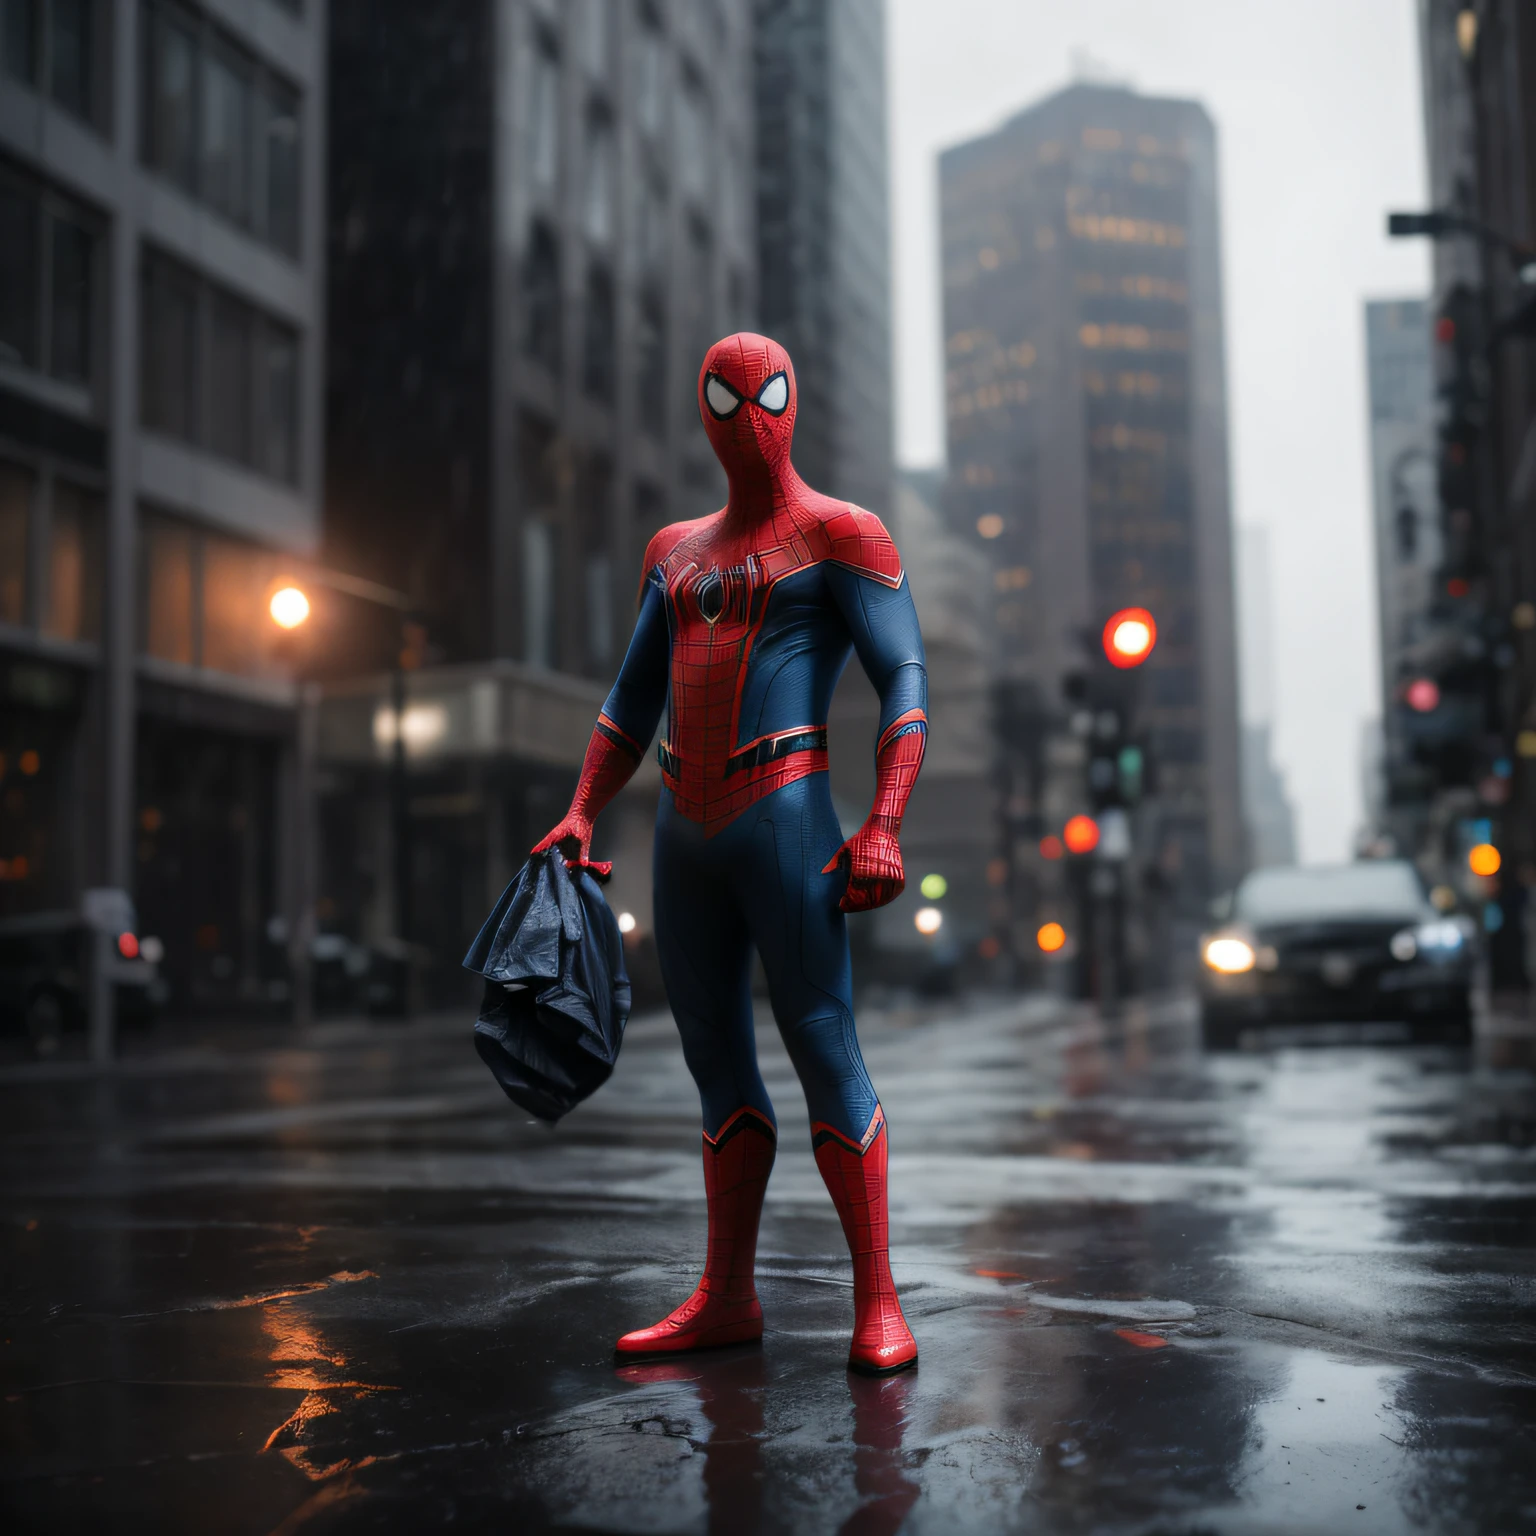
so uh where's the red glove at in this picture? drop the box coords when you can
[823,822,906,912]
[531,718,639,881]
[821,715,926,914]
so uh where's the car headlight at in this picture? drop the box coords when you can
[1391,921,1465,961]
[1204,936,1256,974]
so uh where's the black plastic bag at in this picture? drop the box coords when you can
[463,851,631,1122]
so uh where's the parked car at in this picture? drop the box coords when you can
[0,907,163,1055]
[1199,861,1474,1048]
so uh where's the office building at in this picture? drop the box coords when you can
[753,0,892,518]
[939,81,1243,940]
[0,0,326,1014]
[1363,296,1438,847]
[1416,2,1536,900]
[1234,525,1296,869]
[319,0,755,984]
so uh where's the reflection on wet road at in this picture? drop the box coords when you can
[0,996,1532,1533]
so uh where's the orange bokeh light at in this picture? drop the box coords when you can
[1037,922,1067,953]
[1038,834,1064,861]
[1469,843,1501,877]
[1063,814,1100,854]
[1102,606,1157,668]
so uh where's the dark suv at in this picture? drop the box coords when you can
[1199,861,1475,1048]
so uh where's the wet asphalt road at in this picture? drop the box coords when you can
[1,994,1534,1535]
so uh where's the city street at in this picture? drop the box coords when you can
[2,996,1534,1534]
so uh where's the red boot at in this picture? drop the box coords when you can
[616,1107,776,1357]
[813,1106,918,1375]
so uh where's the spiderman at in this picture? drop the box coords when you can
[533,332,926,1375]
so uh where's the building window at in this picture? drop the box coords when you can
[634,5,664,141]
[43,477,102,642]
[0,459,31,626]
[522,519,554,668]
[683,217,713,384]
[676,70,709,209]
[522,220,562,375]
[47,0,95,122]
[0,163,101,394]
[635,286,666,437]
[583,103,614,246]
[582,262,613,401]
[142,2,304,257]
[141,514,196,664]
[139,511,285,676]
[525,24,559,196]
[1,0,102,127]
[580,0,612,79]
[637,170,667,277]
[139,247,301,485]
[579,454,612,673]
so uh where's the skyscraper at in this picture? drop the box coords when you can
[753,0,892,519]
[0,0,327,1016]
[326,0,755,683]
[1363,297,1438,847]
[939,81,1242,933]
[1235,525,1297,869]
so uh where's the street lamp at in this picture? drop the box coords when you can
[270,585,311,629]
[266,566,424,1018]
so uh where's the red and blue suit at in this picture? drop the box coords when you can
[534,333,926,1375]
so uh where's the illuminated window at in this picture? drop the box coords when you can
[43,479,101,643]
[0,459,31,625]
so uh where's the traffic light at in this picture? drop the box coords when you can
[1102,607,1157,669]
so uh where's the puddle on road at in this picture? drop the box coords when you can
[1210,1349,1409,1534]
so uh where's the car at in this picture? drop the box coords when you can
[0,907,163,1055]
[1198,860,1475,1049]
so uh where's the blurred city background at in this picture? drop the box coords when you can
[0,0,1530,1041]
[6,6,1536,1533]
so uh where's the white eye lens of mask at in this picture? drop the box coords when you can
[755,372,789,414]
[705,375,742,418]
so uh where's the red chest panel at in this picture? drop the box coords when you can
[647,494,901,834]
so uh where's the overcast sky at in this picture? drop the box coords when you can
[887,0,1431,864]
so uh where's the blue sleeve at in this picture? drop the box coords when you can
[824,566,928,745]
[597,574,670,754]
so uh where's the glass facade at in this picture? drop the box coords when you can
[142,1,303,256]
[139,247,300,484]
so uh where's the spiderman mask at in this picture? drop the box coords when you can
[697,333,798,496]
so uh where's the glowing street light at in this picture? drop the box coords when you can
[1102,606,1156,668]
[914,907,943,935]
[270,585,311,629]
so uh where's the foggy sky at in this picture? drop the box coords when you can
[888,0,1430,864]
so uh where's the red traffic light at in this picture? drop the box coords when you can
[1103,607,1157,668]
[1405,677,1440,713]
[1063,814,1100,855]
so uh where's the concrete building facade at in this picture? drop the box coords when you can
[1363,296,1440,847]
[938,82,1243,952]
[753,0,892,520]
[318,0,758,993]
[0,0,327,1014]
